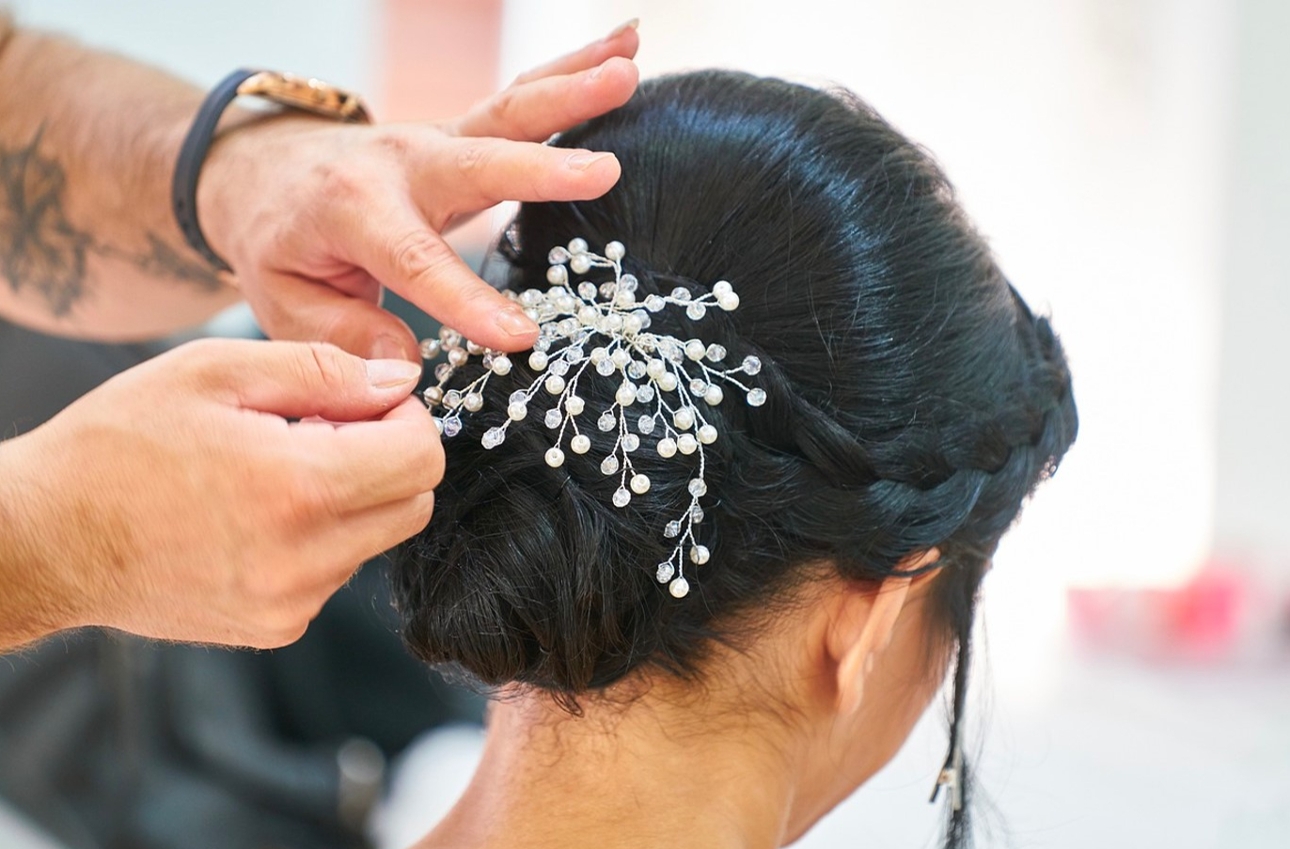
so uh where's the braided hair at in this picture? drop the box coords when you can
[392,70,1077,847]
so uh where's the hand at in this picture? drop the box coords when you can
[197,22,641,361]
[0,339,441,649]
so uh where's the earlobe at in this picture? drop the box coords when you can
[833,548,941,716]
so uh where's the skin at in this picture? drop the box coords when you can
[415,552,949,849]
[0,17,643,651]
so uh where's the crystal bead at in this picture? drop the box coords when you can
[565,396,585,415]
[705,344,727,362]
[627,360,647,379]
[656,562,676,583]
[691,505,705,523]
[630,473,651,494]
[690,545,710,565]
[684,339,706,360]
[434,363,454,382]
[566,346,585,361]
[439,328,462,346]
[690,378,707,394]
[545,447,565,468]
[491,355,512,376]
[529,351,549,370]
[419,339,441,359]
[432,417,445,435]
[598,413,616,432]
[742,355,762,375]
[669,577,690,598]
[605,240,626,261]
[622,433,641,452]
[544,408,563,429]
[482,427,506,449]
[621,274,638,292]
[508,402,528,421]
[577,305,598,324]
[596,358,616,376]
[644,294,666,312]
[548,246,571,264]
[678,433,698,455]
[664,520,682,538]
[548,359,570,377]
[697,424,718,444]
[509,389,528,406]
[686,302,707,321]
[601,455,620,475]
[600,281,617,299]
[704,385,724,406]
[443,418,462,437]
[571,434,591,454]
[520,289,542,307]
[578,281,597,299]
[444,390,462,408]
[612,487,631,508]
[534,337,552,352]
[746,388,767,406]
[657,437,677,458]
[688,478,708,497]
[558,317,579,336]
[464,392,484,412]
[638,415,656,435]
[636,385,655,403]
[466,340,486,356]
[671,286,692,302]
[545,375,566,395]
[673,407,695,430]
[590,346,608,363]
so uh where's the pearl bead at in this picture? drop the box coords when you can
[669,577,690,598]
[677,434,698,455]
[448,348,468,367]
[630,473,651,494]
[570,254,592,274]
[690,545,710,565]
[571,434,591,454]
[422,386,444,405]
[491,355,512,376]
[529,351,549,370]
[746,388,767,407]
[545,375,566,395]
[673,407,695,430]
[567,237,588,255]
[548,246,570,265]
[419,339,441,359]
[565,396,585,415]
[507,402,528,421]
[697,424,718,444]
[657,437,678,458]
[544,447,565,468]
[616,383,636,406]
[464,393,483,412]
[704,385,724,405]
[684,339,706,360]
[605,240,626,260]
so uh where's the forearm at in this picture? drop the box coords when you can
[0,18,239,340]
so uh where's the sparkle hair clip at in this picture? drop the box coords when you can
[419,238,764,599]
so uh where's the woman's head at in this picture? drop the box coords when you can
[393,69,1076,838]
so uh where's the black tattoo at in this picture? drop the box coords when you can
[0,129,90,316]
[0,129,224,316]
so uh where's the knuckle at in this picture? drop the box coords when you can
[454,140,495,176]
[389,229,451,289]
[314,160,367,204]
[302,341,356,394]
[375,129,414,159]
[486,87,519,124]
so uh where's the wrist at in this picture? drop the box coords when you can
[0,434,85,647]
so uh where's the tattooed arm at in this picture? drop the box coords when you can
[0,17,640,353]
[0,18,236,339]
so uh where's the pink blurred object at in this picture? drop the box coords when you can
[1067,558,1290,665]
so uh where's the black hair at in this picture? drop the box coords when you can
[392,70,1077,846]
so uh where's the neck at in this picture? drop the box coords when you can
[416,682,805,849]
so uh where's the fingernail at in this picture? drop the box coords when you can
[496,307,539,339]
[370,334,411,361]
[366,358,422,389]
[605,17,640,40]
[565,151,614,171]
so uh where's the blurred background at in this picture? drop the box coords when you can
[1,1,1287,847]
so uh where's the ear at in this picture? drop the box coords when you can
[832,549,941,716]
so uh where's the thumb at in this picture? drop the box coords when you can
[181,338,423,422]
[251,270,423,361]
